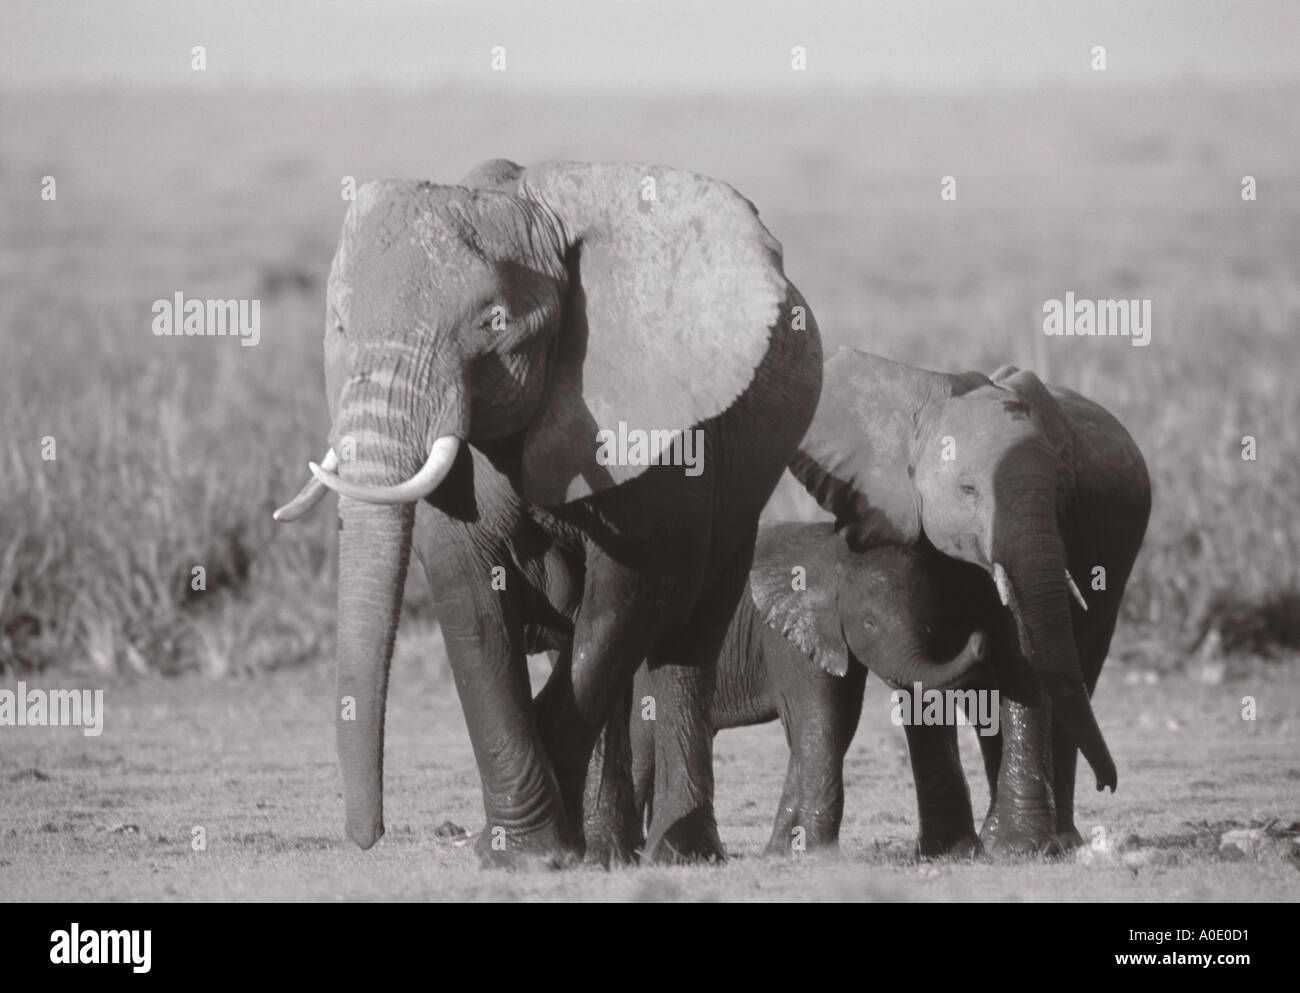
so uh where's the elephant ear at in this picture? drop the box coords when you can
[790,348,982,549]
[512,162,791,505]
[748,524,849,676]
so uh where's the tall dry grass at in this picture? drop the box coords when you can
[1,86,1297,675]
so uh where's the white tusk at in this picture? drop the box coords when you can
[1065,569,1089,611]
[310,435,460,505]
[993,562,1012,607]
[273,449,339,522]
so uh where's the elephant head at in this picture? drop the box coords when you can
[274,160,795,848]
[749,525,988,692]
[837,544,990,691]
[790,349,1119,792]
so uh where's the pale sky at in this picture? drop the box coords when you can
[2,0,1296,91]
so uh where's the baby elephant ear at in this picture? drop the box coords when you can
[790,349,942,548]
[513,162,797,506]
[748,525,849,676]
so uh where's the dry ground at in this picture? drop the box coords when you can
[2,633,1297,901]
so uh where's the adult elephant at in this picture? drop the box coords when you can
[274,160,823,867]
[789,348,1150,854]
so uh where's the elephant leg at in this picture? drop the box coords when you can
[629,661,656,833]
[1050,724,1083,849]
[764,746,802,856]
[640,534,757,864]
[974,723,1003,839]
[981,685,1058,856]
[426,569,574,869]
[580,683,643,868]
[770,662,867,856]
[903,720,981,858]
[640,660,722,863]
[1052,634,1107,850]
[534,548,657,837]
[1055,608,1118,847]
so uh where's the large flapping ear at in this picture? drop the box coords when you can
[748,524,850,676]
[790,348,970,549]
[509,162,793,506]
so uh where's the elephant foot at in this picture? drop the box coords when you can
[979,808,1060,858]
[764,838,842,859]
[1055,824,1085,851]
[644,808,726,865]
[763,820,841,858]
[916,831,982,860]
[979,822,1061,858]
[579,765,642,868]
[987,831,1061,858]
[473,822,580,871]
[581,826,643,869]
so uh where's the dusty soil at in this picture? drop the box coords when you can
[3,636,1296,901]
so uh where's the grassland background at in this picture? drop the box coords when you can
[0,85,1297,900]
[2,85,1297,678]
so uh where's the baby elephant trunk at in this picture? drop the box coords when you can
[874,629,987,691]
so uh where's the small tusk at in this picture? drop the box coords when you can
[993,563,1034,664]
[273,449,339,522]
[1065,569,1089,611]
[993,562,1012,607]
[310,435,460,505]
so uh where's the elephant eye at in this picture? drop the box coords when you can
[479,305,509,332]
[959,482,979,497]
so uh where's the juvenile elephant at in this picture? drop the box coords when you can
[790,349,1151,853]
[274,160,823,867]
[630,522,1000,856]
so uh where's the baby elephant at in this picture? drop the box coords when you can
[630,522,997,856]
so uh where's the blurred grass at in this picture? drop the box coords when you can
[1,85,1297,675]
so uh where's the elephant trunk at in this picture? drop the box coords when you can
[873,631,987,691]
[329,359,468,848]
[335,497,413,849]
[995,485,1117,792]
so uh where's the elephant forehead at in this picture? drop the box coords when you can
[845,554,918,611]
[338,193,504,326]
[330,183,408,326]
[847,544,923,585]
[932,394,1041,460]
[347,182,498,262]
[950,387,1033,422]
